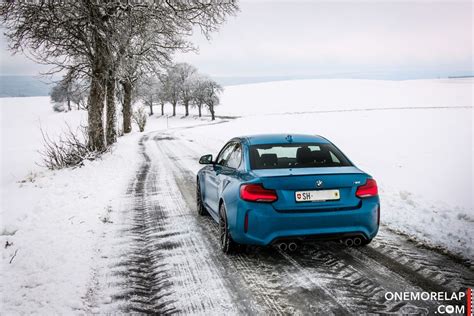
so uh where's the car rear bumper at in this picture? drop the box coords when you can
[229,197,379,246]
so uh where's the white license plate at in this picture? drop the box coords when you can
[295,189,340,202]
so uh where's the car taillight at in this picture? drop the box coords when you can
[356,178,378,198]
[240,184,278,202]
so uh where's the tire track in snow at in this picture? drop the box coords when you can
[358,230,474,290]
[111,135,177,314]
[280,242,441,314]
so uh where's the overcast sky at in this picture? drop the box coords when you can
[1,0,472,79]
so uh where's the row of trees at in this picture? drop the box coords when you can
[137,62,223,120]
[1,1,237,151]
[51,61,224,121]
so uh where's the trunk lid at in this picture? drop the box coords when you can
[251,166,368,212]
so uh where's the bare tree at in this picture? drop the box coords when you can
[191,75,208,117]
[136,76,162,116]
[202,79,223,121]
[1,1,119,150]
[174,63,197,116]
[50,82,70,112]
[156,78,168,116]
[163,68,181,117]
[50,74,89,112]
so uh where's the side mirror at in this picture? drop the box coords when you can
[199,154,213,165]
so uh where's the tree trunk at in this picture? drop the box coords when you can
[161,102,165,116]
[88,65,106,151]
[67,96,71,111]
[184,100,189,116]
[149,99,154,116]
[172,102,176,116]
[106,74,117,145]
[198,104,202,117]
[210,104,215,120]
[122,80,132,134]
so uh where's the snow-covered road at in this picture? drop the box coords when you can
[94,126,473,315]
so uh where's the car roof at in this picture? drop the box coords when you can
[236,134,330,145]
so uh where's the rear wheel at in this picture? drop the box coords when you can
[219,203,239,254]
[196,181,206,216]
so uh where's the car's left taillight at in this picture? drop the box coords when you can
[240,184,278,202]
[356,178,378,198]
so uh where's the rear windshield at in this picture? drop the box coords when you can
[249,143,352,169]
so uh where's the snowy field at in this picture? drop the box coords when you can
[219,78,472,116]
[0,78,473,313]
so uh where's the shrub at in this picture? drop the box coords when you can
[39,124,104,170]
[52,102,66,112]
[132,105,147,132]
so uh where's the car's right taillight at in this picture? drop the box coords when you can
[356,178,378,198]
[240,184,278,202]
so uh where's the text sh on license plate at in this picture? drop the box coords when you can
[295,189,340,202]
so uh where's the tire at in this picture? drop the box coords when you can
[219,203,239,254]
[196,180,207,216]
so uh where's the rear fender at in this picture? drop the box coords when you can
[220,178,245,234]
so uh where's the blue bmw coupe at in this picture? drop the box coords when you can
[197,134,379,253]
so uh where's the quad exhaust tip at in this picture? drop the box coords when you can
[288,242,298,251]
[278,237,362,250]
[278,243,288,251]
[353,237,362,246]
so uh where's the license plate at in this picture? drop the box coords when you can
[295,189,340,202]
